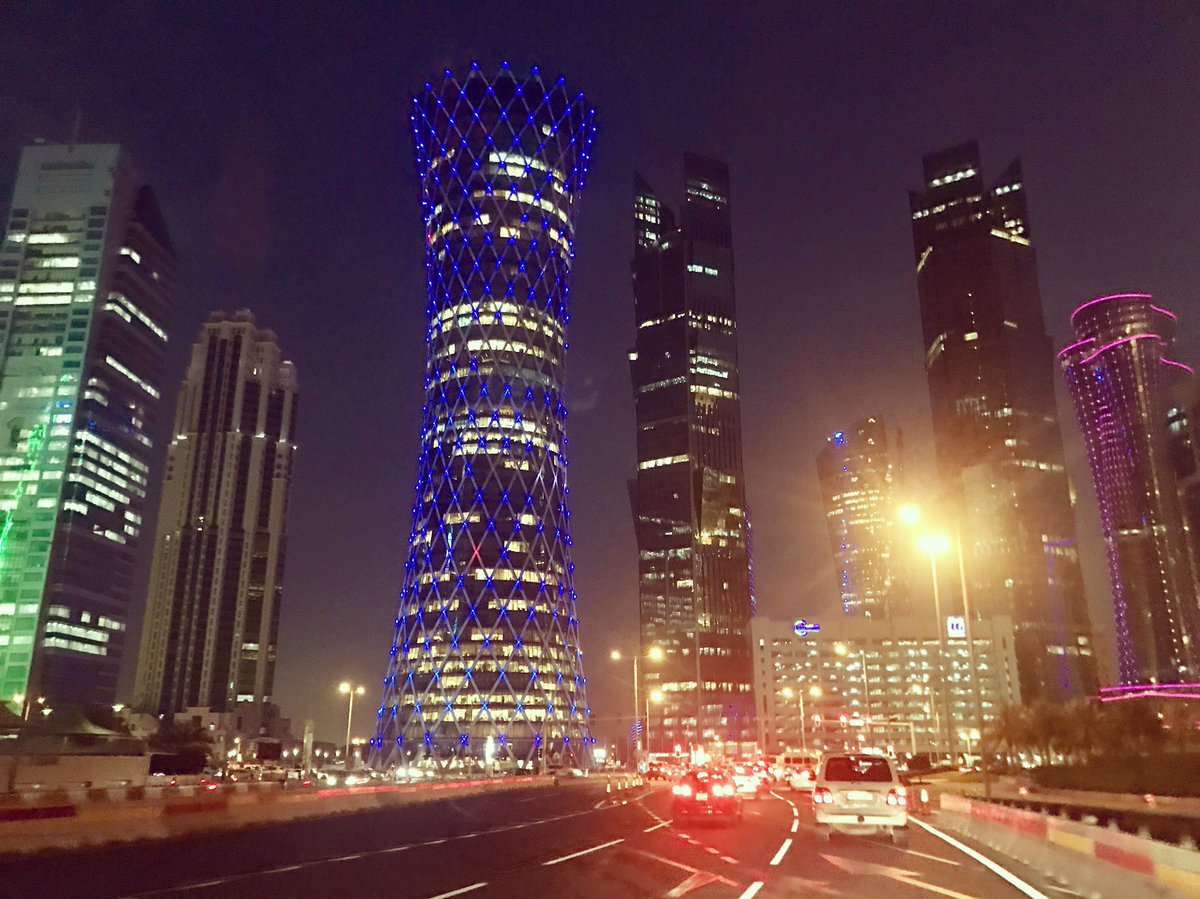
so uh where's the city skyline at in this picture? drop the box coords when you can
[0,6,1196,740]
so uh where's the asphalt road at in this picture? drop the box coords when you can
[2,781,1082,898]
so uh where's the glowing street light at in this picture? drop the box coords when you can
[610,646,665,760]
[339,681,366,765]
[898,503,922,526]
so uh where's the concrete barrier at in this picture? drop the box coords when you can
[0,775,559,855]
[939,792,1200,898]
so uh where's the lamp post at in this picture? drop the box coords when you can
[781,685,823,753]
[916,532,955,761]
[611,645,663,767]
[834,643,871,744]
[339,681,365,766]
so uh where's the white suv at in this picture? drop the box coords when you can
[812,753,908,845]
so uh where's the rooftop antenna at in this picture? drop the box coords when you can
[69,111,82,151]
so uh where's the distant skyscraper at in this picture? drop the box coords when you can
[909,141,1096,701]
[630,154,756,756]
[817,417,904,618]
[134,311,297,714]
[370,65,595,771]
[1060,293,1198,684]
[0,143,174,712]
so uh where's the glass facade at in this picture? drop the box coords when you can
[0,143,174,712]
[910,141,1096,701]
[1060,294,1199,684]
[134,310,298,714]
[630,155,756,758]
[817,417,905,618]
[370,65,595,771]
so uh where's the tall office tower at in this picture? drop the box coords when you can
[817,417,904,618]
[630,153,756,758]
[1060,294,1199,684]
[1168,381,1200,607]
[0,143,173,712]
[369,65,596,771]
[909,141,1096,701]
[134,311,297,714]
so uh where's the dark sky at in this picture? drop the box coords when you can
[3,3,1198,742]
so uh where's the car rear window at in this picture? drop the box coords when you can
[823,756,893,783]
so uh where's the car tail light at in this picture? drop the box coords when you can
[672,784,693,797]
[887,789,906,807]
[813,787,833,804]
[713,784,732,797]
[206,783,218,792]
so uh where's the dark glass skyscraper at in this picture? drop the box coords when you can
[371,65,595,771]
[135,311,298,715]
[910,141,1096,701]
[1060,294,1198,684]
[817,417,905,618]
[0,143,174,712]
[630,154,755,758]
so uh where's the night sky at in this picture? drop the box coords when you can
[3,3,1198,743]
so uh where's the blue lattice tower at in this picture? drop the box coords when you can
[370,63,596,771]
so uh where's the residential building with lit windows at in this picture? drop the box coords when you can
[817,417,906,618]
[0,143,174,713]
[134,311,297,715]
[909,141,1096,702]
[630,153,756,758]
[1060,294,1199,684]
[751,616,1019,758]
[369,65,595,771]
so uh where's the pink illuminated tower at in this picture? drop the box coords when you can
[1060,294,1199,685]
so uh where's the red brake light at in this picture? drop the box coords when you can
[206,783,218,792]
[887,789,906,807]
[813,787,833,804]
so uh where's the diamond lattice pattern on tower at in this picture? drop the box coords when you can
[370,64,596,771]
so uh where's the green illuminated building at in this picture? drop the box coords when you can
[0,143,174,713]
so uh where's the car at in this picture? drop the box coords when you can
[671,770,743,824]
[730,765,765,799]
[812,753,909,845]
[788,763,818,792]
[646,763,668,780]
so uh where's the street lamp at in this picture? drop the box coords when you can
[781,684,822,753]
[339,681,366,766]
[611,646,664,766]
[915,533,955,760]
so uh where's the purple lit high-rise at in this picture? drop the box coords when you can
[1060,294,1199,685]
[370,64,596,770]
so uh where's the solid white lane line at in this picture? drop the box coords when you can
[643,819,672,833]
[769,837,793,866]
[911,817,1050,899]
[542,838,624,866]
[790,819,799,833]
[738,882,765,899]
[426,883,488,899]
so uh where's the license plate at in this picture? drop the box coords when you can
[696,792,708,801]
[846,791,875,802]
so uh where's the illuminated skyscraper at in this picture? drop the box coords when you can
[134,311,298,714]
[1060,294,1198,684]
[910,141,1096,701]
[0,143,173,712]
[817,417,905,618]
[630,154,756,757]
[370,65,595,770]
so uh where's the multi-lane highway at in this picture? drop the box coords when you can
[5,779,1074,898]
